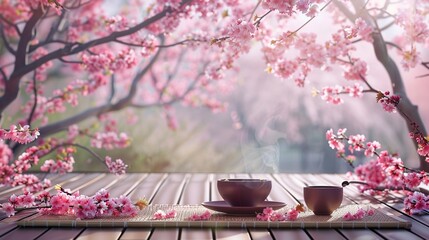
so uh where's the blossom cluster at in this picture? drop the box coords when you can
[105,156,128,175]
[40,147,76,174]
[0,125,40,144]
[408,123,429,164]
[0,187,142,219]
[327,128,429,214]
[376,91,401,113]
[404,191,429,215]
[318,83,364,105]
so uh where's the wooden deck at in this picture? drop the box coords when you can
[0,173,427,240]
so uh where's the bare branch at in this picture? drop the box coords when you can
[132,61,209,109]
[385,41,402,51]
[108,74,116,103]
[45,10,67,42]
[0,14,21,35]
[158,49,187,101]
[0,67,7,82]
[0,6,45,116]
[27,72,38,126]
[0,25,17,55]
[59,57,82,64]
[248,0,262,22]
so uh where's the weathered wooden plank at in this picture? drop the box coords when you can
[146,173,189,240]
[120,173,168,240]
[319,174,427,240]
[0,227,49,240]
[275,174,347,240]
[270,229,311,239]
[180,173,213,240]
[75,228,125,240]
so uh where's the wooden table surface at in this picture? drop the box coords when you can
[0,173,427,240]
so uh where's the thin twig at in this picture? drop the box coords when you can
[248,0,262,22]
[27,72,38,126]
[0,25,17,55]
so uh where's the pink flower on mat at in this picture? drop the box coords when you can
[257,206,300,221]
[343,208,374,221]
[286,209,299,221]
[153,209,177,220]
[187,210,211,221]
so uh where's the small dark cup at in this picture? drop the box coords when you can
[217,179,271,206]
[304,186,343,215]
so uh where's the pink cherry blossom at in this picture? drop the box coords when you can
[105,156,128,175]
[187,210,211,221]
[153,209,177,220]
[354,18,373,42]
[343,207,375,221]
[0,125,40,144]
[256,206,301,222]
[404,192,429,214]
[0,203,15,217]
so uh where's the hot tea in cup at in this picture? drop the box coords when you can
[303,186,343,215]
[217,179,271,207]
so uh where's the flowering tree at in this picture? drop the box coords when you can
[1,0,429,217]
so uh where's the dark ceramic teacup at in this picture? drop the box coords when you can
[217,179,271,206]
[303,186,343,215]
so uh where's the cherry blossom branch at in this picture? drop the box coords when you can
[158,50,187,101]
[115,38,207,48]
[64,143,108,168]
[254,10,273,27]
[334,0,429,171]
[131,62,209,109]
[0,0,193,116]
[283,0,333,39]
[248,0,262,22]
[35,36,164,139]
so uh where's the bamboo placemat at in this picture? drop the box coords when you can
[18,204,411,229]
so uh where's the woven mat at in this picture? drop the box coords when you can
[18,204,411,229]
